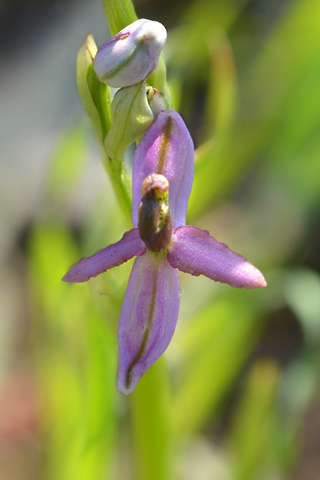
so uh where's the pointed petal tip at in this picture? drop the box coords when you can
[61,262,92,283]
[61,229,146,284]
[257,272,267,288]
[232,256,267,289]
[243,267,267,289]
[117,386,130,395]
[117,252,180,395]
[168,226,268,290]
[117,374,139,395]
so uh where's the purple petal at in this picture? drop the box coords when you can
[131,110,194,230]
[167,226,267,289]
[62,229,146,283]
[117,251,180,394]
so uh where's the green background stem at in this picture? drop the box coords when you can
[101,0,138,36]
[130,358,173,480]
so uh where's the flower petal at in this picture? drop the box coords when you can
[131,110,194,229]
[62,229,146,283]
[117,251,180,394]
[167,226,267,289]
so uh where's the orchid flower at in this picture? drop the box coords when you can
[63,110,267,395]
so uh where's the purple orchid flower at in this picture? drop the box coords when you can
[63,110,267,395]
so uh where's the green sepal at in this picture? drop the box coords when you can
[76,34,112,146]
[87,63,112,143]
[105,80,154,160]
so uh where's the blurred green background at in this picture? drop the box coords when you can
[0,0,320,479]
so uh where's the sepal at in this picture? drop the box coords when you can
[132,110,194,229]
[117,251,180,394]
[76,34,112,144]
[105,80,154,159]
[168,226,267,289]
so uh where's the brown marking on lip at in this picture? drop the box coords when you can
[157,115,173,174]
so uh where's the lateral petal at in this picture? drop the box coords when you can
[131,110,194,229]
[167,226,267,289]
[62,229,146,283]
[117,251,180,394]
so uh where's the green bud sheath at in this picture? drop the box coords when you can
[105,80,154,160]
[76,34,112,145]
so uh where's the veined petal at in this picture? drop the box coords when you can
[117,251,180,394]
[62,229,146,283]
[167,226,267,289]
[132,110,194,229]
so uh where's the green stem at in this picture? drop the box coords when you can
[101,0,138,36]
[130,358,173,480]
[102,153,132,223]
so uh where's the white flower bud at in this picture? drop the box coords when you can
[94,19,167,88]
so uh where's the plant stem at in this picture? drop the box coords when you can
[102,153,132,224]
[101,0,138,37]
[130,358,173,480]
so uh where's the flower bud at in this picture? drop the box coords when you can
[138,174,173,252]
[105,80,154,159]
[94,19,167,88]
[146,85,168,118]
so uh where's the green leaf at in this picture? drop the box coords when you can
[173,293,264,438]
[28,223,117,480]
[229,360,282,480]
[46,121,88,201]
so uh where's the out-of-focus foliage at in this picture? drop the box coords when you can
[29,223,117,480]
